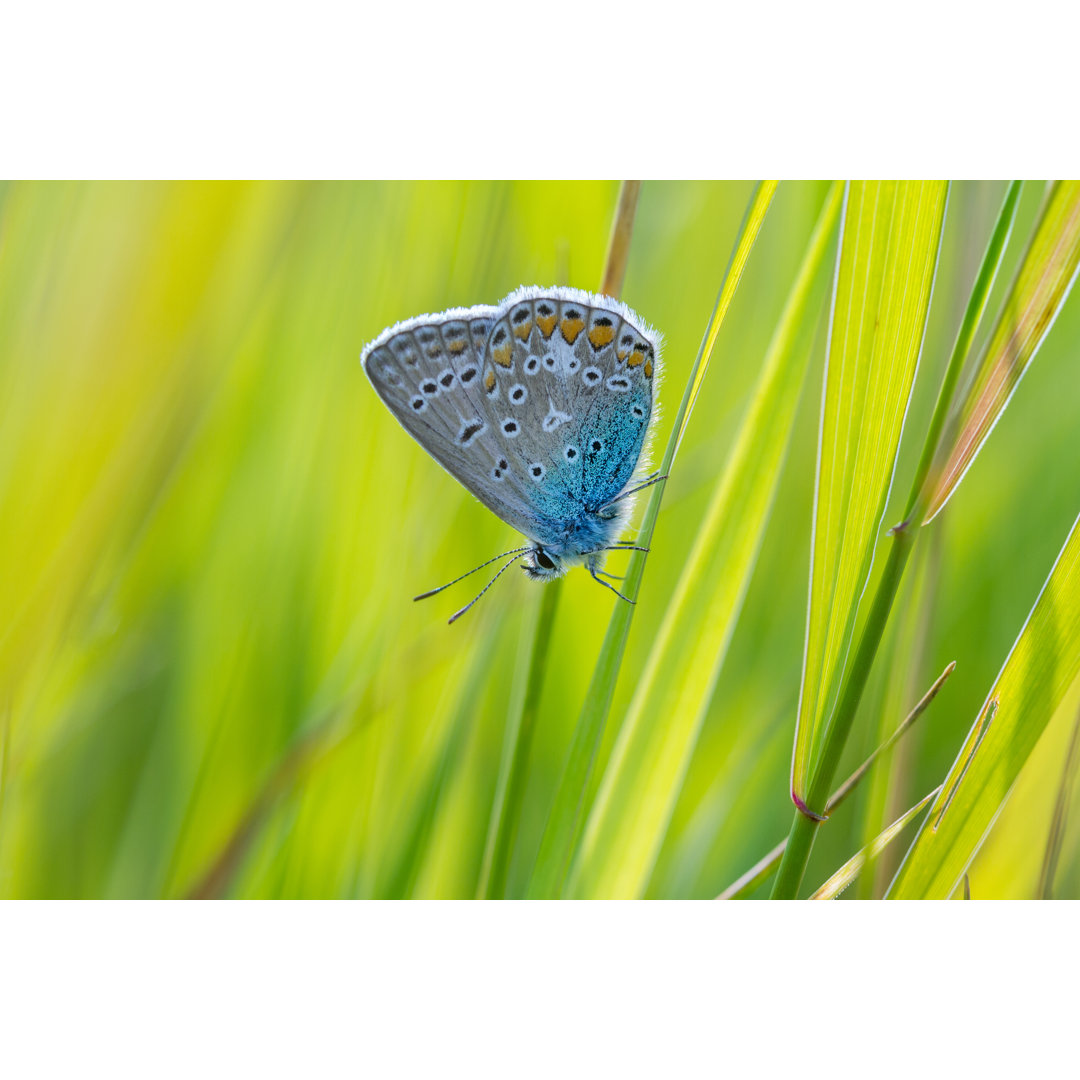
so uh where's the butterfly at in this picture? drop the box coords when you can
[361,285,664,622]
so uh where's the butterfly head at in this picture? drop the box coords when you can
[521,545,566,581]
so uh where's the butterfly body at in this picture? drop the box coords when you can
[361,285,661,605]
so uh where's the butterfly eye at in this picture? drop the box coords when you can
[536,550,555,570]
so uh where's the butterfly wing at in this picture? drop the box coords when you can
[362,288,661,553]
[361,304,553,541]
[487,287,660,528]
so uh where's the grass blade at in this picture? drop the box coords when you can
[562,183,842,899]
[1037,703,1080,899]
[772,181,1029,897]
[600,181,641,298]
[810,786,941,900]
[922,181,1080,522]
[476,181,640,898]
[792,181,949,808]
[888,508,1080,898]
[475,582,561,897]
[522,182,778,898]
[904,181,1023,523]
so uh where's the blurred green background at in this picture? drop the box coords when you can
[1,180,1077,898]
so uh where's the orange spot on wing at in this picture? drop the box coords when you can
[627,349,645,367]
[536,314,557,338]
[644,359,653,379]
[492,343,513,368]
[513,320,532,340]
[447,339,468,355]
[484,369,496,392]
[588,324,615,349]
[561,317,585,344]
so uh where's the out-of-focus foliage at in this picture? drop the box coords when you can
[1,181,1078,898]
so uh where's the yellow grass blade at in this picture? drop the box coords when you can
[888,508,1080,898]
[524,182,778,899]
[791,181,948,807]
[922,181,1080,522]
[564,183,842,898]
[810,786,940,900]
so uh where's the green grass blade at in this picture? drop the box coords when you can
[922,180,1080,522]
[561,182,842,899]
[904,181,1023,522]
[888,508,1080,898]
[475,181,639,899]
[810,786,941,900]
[522,181,778,899]
[791,181,949,808]
[475,575,561,898]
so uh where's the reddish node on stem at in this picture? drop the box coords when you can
[791,789,829,822]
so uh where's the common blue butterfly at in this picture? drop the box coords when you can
[361,286,663,621]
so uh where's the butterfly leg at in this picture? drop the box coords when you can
[590,567,635,605]
[602,472,669,508]
[595,569,624,581]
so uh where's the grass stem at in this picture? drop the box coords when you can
[720,660,953,899]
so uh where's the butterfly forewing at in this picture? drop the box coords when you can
[363,306,545,540]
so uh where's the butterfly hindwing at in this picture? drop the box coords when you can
[493,288,658,517]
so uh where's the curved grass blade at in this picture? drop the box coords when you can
[810,786,940,900]
[922,181,1080,522]
[888,508,1080,899]
[791,181,949,810]
[522,182,778,898]
[561,183,842,899]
